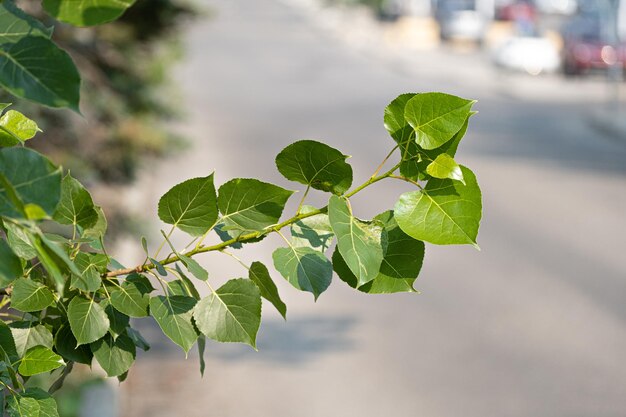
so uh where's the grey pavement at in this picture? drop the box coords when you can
[117,0,626,416]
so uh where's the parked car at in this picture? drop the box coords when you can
[492,35,561,74]
[535,0,577,15]
[434,0,490,42]
[561,11,626,75]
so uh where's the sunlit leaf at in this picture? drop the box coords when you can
[0,110,41,147]
[426,153,465,184]
[333,211,424,294]
[193,278,261,348]
[290,205,334,252]
[71,252,107,292]
[272,246,332,300]
[158,175,218,237]
[18,345,65,376]
[218,178,293,237]
[404,92,475,150]
[109,273,153,318]
[395,166,482,246]
[149,295,197,353]
[328,195,385,287]
[68,295,110,345]
[10,322,53,357]
[275,139,353,194]
[11,278,54,312]
[43,0,136,27]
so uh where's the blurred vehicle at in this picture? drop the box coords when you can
[434,0,491,41]
[492,35,561,74]
[496,0,536,21]
[534,0,577,15]
[561,11,626,75]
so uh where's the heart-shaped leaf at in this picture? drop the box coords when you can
[328,195,385,287]
[158,175,218,237]
[395,166,482,247]
[275,139,352,195]
[193,278,261,348]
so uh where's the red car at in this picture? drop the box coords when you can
[561,13,626,75]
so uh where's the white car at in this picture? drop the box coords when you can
[492,36,561,74]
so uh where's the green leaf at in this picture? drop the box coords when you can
[158,175,218,237]
[249,261,286,319]
[404,92,475,150]
[43,0,136,27]
[67,295,110,345]
[53,174,98,230]
[6,395,40,417]
[395,166,482,246]
[173,265,201,300]
[149,295,197,353]
[90,334,135,377]
[71,252,107,292]
[0,147,62,219]
[27,235,66,293]
[0,1,52,44]
[272,246,332,300]
[275,139,353,195]
[197,335,206,377]
[193,278,261,348]
[0,36,80,110]
[11,278,54,312]
[149,257,167,276]
[178,254,208,281]
[161,233,208,282]
[54,325,93,365]
[0,320,18,362]
[0,238,22,287]
[126,327,150,352]
[18,345,65,376]
[39,233,81,277]
[328,195,385,286]
[384,92,417,145]
[9,322,53,357]
[218,178,293,236]
[401,116,469,181]
[290,205,334,252]
[333,211,424,294]
[0,110,41,147]
[426,154,465,184]
[82,205,107,241]
[19,388,60,417]
[4,221,37,260]
[101,299,129,339]
[167,279,196,297]
[109,273,152,318]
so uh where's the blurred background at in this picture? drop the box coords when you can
[32,0,626,414]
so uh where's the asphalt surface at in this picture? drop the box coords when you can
[117,0,626,415]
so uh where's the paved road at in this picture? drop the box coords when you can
[118,0,626,416]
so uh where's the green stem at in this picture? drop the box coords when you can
[370,144,399,179]
[389,174,423,189]
[105,159,402,278]
[295,186,310,215]
[219,250,250,271]
[153,225,175,259]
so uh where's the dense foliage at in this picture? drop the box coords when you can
[0,0,483,415]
